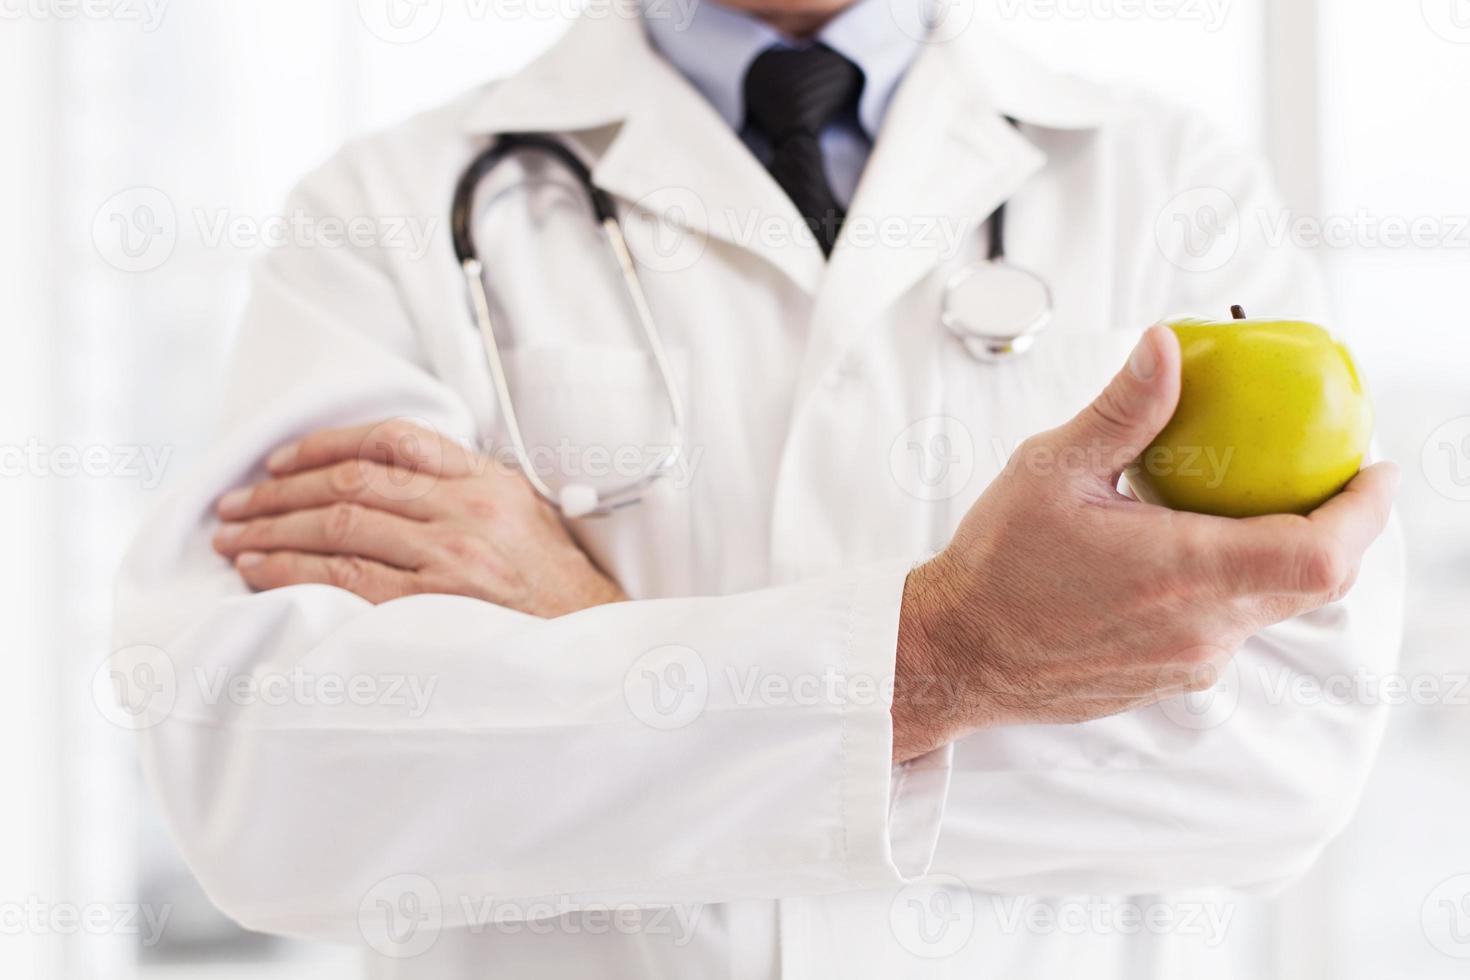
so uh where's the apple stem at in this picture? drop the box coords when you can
[1231,305,1247,320]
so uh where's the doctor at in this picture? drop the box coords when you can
[116,0,1403,976]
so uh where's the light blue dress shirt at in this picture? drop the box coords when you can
[641,0,924,206]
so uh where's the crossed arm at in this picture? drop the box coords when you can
[211,325,1397,762]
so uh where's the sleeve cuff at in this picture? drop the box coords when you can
[840,559,954,886]
[889,743,954,877]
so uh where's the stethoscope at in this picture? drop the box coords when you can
[452,133,1053,517]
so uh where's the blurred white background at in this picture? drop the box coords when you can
[1,0,1467,977]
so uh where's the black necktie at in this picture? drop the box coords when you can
[743,44,865,257]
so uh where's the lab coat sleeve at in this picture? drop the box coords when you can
[928,112,1406,895]
[112,157,948,942]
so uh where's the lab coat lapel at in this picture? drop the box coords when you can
[593,104,827,296]
[462,12,825,296]
[793,32,1048,405]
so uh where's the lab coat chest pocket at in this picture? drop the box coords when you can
[499,344,694,600]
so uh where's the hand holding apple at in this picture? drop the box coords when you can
[892,325,1397,762]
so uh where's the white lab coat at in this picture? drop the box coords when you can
[115,9,1404,979]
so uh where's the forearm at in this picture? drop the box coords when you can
[118,549,945,937]
[897,520,1404,895]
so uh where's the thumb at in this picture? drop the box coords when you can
[1055,324,1181,483]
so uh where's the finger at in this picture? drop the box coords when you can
[267,420,478,479]
[234,551,419,604]
[213,505,435,570]
[1305,461,1400,564]
[218,460,443,521]
[1052,325,1181,485]
[1203,462,1399,596]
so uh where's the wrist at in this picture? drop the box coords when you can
[893,553,972,763]
[536,548,628,617]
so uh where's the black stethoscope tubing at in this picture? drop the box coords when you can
[453,132,1013,266]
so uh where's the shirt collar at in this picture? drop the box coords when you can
[641,0,924,140]
[462,7,1119,138]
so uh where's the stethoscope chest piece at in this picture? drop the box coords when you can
[940,261,1054,362]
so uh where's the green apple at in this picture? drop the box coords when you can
[1126,308,1373,518]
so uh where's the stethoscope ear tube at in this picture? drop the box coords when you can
[458,257,560,508]
[453,134,687,517]
[452,134,619,262]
